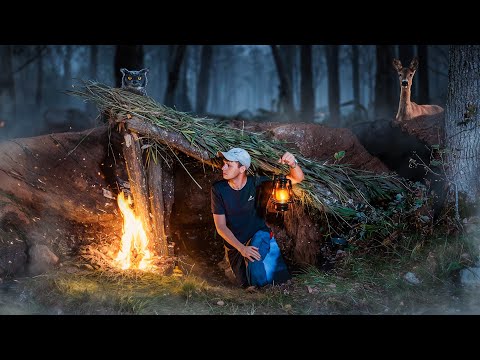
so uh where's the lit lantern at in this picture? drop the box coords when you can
[271,174,293,211]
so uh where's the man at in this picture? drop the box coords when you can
[211,147,304,288]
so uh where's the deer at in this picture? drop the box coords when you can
[392,57,444,122]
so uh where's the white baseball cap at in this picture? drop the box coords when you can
[217,148,251,169]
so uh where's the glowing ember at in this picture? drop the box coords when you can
[114,192,154,271]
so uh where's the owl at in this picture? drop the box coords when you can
[120,68,149,96]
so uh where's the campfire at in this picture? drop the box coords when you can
[114,191,155,271]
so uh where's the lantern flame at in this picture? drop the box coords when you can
[274,188,290,203]
[114,191,154,271]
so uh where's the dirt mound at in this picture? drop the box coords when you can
[0,127,121,278]
[392,112,445,146]
[229,120,388,173]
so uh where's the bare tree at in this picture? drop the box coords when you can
[300,45,314,122]
[35,45,43,106]
[177,48,193,112]
[282,45,297,107]
[351,45,360,119]
[164,45,186,108]
[417,45,430,104]
[374,45,396,120]
[90,45,98,80]
[87,45,99,119]
[0,45,16,119]
[270,45,295,118]
[64,45,72,86]
[445,45,480,213]
[326,45,340,124]
[196,45,213,114]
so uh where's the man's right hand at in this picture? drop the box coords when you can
[241,245,261,262]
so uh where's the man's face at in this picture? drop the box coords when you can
[221,160,244,180]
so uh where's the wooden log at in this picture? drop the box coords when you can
[147,159,168,257]
[122,131,154,243]
[125,117,215,166]
[161,163,175,241]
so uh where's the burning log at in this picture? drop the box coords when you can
[122,131,154,242]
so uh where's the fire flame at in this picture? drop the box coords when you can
[114,192,154,271]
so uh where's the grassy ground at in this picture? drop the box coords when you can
[1,229,479,315]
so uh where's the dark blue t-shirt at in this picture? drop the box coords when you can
[211,175,271,249]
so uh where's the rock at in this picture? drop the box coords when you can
[28,244,59,276]
[404,272,421,285]
[460,267,480,287]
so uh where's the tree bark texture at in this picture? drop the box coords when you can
[270,45,295,118]
[445,45,480,205]
[196,45,213,115]
[164,45,187,108]
[300,45,314,122]
[417,45,430,104]
[147,160,168,256]
[351,45,360,116]
[374,45,396,120]
[326,45,340,124]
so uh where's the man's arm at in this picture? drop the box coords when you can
[279,152,305,184]
[213,214,260,262]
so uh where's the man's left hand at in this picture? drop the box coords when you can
[278,152,297,168]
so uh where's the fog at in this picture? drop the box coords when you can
[0,44,450,141]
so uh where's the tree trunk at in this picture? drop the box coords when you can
[87,45,99,120]
[398,45,414,64]
[374,45,396,120]
[114,45,144,88]
[0,45,16,120]
[64,45,72,86]
[326,45,340,125]
[300,45,314,122]
[164,45,186,108]
[351,45,360,119]
[417,45,430,104]
[177,50,193,112]
[270,45,295,119]
[282,45,297,108]
[90,45,98,80]
[445,45,480,211]
[196,45,213,115]
[35,45,43,106]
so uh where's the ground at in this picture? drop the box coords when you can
[1,125,479,315]
[1,234,480,315]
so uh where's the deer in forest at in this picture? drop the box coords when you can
[392,57,444,122]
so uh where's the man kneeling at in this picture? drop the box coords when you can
[210,147,304,288]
